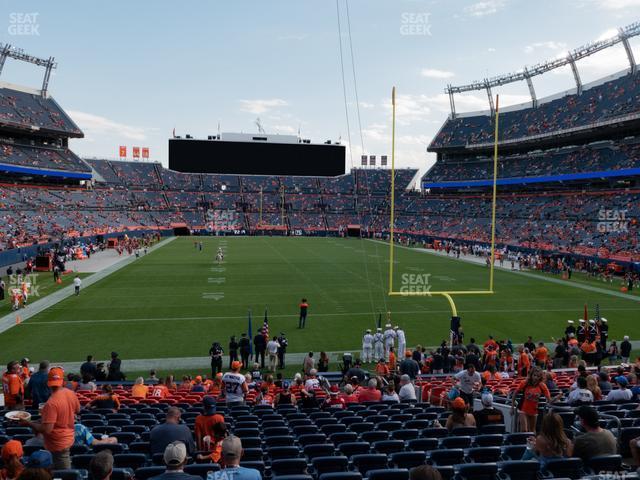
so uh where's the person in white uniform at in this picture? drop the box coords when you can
[362,329,373,363]
[373,328,384,362]
[383,323,397,360]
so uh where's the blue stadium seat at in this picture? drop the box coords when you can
[134,467,166,480]
[297,433,327,447]
[428,448,464,466]
[465,446,501,463]
[366,469,409,480]
[372,440,404,454]
[338,442,370,458]
[455,463,499,480]
[391,429,419,441]
[330,432,358,445]
[541,457,585,479]
[390,451,427,469]
[270,458,309,476]
[349,422,375,434]
[238,437,261,449]
[440,436,472,449]
[267,446,301,460]
[479,424,505,434]
[52,469,85,480]
[585,454,623,475]
[318,473,362,480]
[472,434,503,447]
[350,454,389,476]
[303,443,335,460]
[498,460,540,480]
[241,447,264,461]
[184,463,221,479]
[407,438,438,452]
[504,432,534,445]
[312,455,349,475]
[113,453,147,470]
[360,431,388,443]
[265,435,295,447]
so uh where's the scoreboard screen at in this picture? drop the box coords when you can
[169,138,345,176]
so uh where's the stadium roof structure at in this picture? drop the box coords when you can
[0,43,56,95]
[445,21,640,117]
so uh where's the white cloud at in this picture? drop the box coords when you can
[420,68,455,79]
[523,41,568,54]
[239,98,288,115]
[68,111,149,141]
[590,0,640,9]
[487,47,496,52]
[595,28,620,41]
[359,101,375,109]
[463,0,508,17]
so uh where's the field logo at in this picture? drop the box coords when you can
[8,12,40,36]
[206,209,237,231]
[9,273,40,298]
[597,208,629,233]
[400,273,432,295]
[400,12,432,36]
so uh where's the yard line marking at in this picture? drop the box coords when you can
[21,306,640,325]
[207,278,226,284]
[210,267,226,272]
[201,292,224,301]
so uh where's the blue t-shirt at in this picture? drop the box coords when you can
[212,466,261,480]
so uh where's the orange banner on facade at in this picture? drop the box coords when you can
[142,147,149,159]
[119,146,126,157]
[132,147,140,158]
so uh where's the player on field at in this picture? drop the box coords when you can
[298,298,309,328]
[215,248,224,264]
[373,328,384,362]
[362,329,373,363]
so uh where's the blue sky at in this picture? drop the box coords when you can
[2,0,640,174]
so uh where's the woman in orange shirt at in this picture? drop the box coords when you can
[512,367,558,432]
[0,441,23,480]
[375,359,390,377]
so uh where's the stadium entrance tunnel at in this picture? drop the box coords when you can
[173,227,190,236]
[347,225,361,237]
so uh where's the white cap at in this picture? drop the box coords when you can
[589,319,595,324]
[385,323,392,328]
[624,335,629,341]
[394,325,399,329]
[377,328,382,331]
[567,320,574,324]
[579,319,585,323]
[602,318,607,323]
[366,329,371,333]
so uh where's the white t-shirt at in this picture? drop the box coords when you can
[74,277,82,287]
[568,388,594,405]
[382,392,399,402]
[305,378,320,391]
[266,340,280,355]
[222,372,246,403]
[455,370,482,395]
[399,383,417,401]
[396,330,406,344]
[605,388,633,402]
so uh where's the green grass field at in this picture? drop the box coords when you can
[0,236,637,364]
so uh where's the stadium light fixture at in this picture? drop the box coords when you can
[0,43,57,96]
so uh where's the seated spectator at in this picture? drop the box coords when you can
[274,381,296,406]
[323,385,346,409]
[212,436,261,480]
[409,465,443,480]
[150,407,195,456]
[304,369,320,391]
[605,376,633,402]
[572,405,617,462]
[586,375,602,401]
[522,412,572,468]
[598,371,612,393]
[150,442,200,480]
[77,374,96,392]
[19,450,53,480]
[74,423,117,447]
[567,376,594,405]
[375,358,390,377]
[89,450,113,480]
[345,359,367,383]
[196,422,228,464]
[358,379,382,402]
[340,383,359,404]
[194,396,225,451]
[299,388,319,409]
[89,385,120,411]
[445,397,476,431]
[151,378,170,399]
[191,376,206,393]
[382,383,399,402]
[398,375,417,401]
[473,393,504,428]
[131,377,149,399]
[1,440,24,480]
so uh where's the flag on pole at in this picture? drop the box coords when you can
[248,309,253,355]
[583,303,588,322]
[263,307,269,340]
[595,303,601,321]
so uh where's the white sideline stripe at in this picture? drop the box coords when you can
[21,305,640,325]
[368,239,640,303]
[0,237,177,335]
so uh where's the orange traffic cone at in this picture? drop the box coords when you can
[56,278,62,285]
[15,315,21,325]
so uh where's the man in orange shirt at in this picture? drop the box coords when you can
[534,342,549,368]
[357,379,382,402]
[151,378,170,399]
[3,361,24,410]
[388,347,397,373]
[22,367,80,469]
[194,396,225,451]
[518,346,531,377]
[483,336,498,351]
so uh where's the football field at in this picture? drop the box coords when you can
[0,236,637,363]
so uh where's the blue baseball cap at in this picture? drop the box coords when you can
[615,375,629,386]
[27,450,53,468]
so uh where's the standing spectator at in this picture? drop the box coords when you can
[345,359,366,384]
[149,442,200,480]
[2,361,24,410]
[398,375,417,401]
[194,396,225,451]
[620,336,632,364]
[228,336,239,370]
[26,361,50,408]
[209,342,224,378]
[149,407,195,456]
[22,367,80,469]
[221,361,248,407]
[89,450,113,480]
[212,436,261,480]
[317,352,329,373]
[80,355,97,380]
[253,329,266,369]
[107,352,123,381]
[277,332,288,369]
[303,352,315,376]
[298,298,309,329]
[266,336,280,373]
[572,406,617,461]
[512,367,552,433]
[238,333,251,370]
[399,351,420,379]
[454,364,481,405]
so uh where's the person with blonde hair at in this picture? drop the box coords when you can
[131,378,148,399]
[586,375,602,401]
[522,412,572,468]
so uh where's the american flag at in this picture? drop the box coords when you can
[263,308,269,340]
[595,304,601,321]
